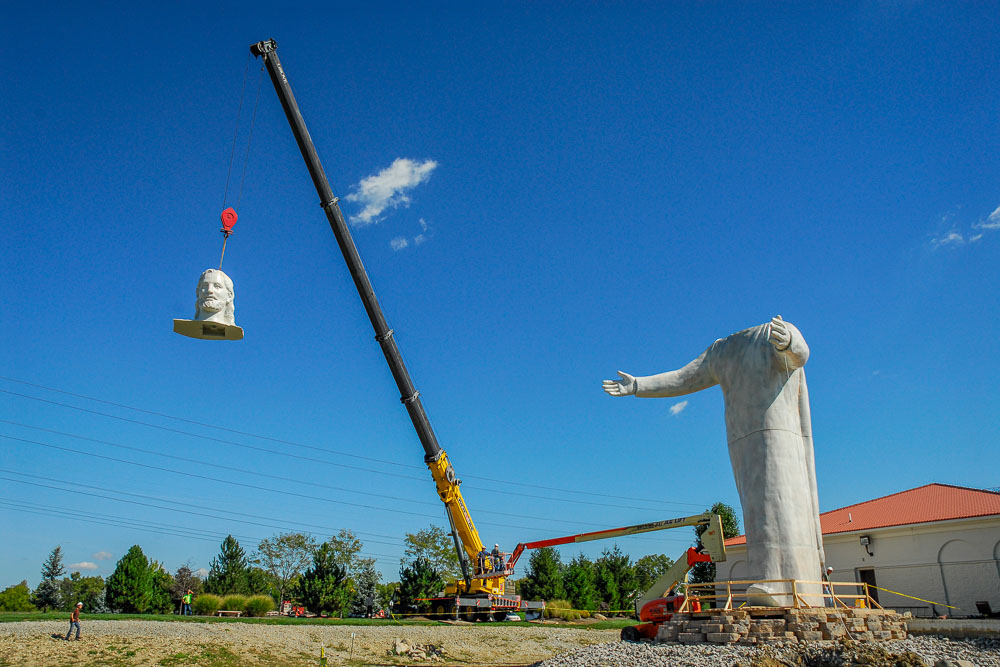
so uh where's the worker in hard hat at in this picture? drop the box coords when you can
[823,566,835,607]
[491,544,502,572]
[477,548,488,574]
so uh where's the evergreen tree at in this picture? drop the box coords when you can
[563,554,599,611]
[31,546,66,610]
[296,542,352,616]
[204,535,251,595]
[519,547,564,602]
[350,558,381,617]
[690,502,741,584]
[395,556,444,611]
[105,545,155,613]
[595,546,636,614]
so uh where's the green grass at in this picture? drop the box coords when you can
[0,610,636,630]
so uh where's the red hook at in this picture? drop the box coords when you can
[220,208,238,237]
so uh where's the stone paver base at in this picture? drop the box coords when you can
[656,608,909,644]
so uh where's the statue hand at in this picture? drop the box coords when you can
[602,371,637,396]
[769,315,791,351]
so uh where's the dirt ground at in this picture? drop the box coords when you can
[0,619,620,666]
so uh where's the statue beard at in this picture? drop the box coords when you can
[199,298,227,313]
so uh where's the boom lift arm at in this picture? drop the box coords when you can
[505,513,726,572]
[249,39,490,594]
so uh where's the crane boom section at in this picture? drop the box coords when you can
[426,451,485,561]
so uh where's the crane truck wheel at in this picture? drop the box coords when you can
[620,625,641,642]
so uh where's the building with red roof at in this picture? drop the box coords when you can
[716,484,1000,617]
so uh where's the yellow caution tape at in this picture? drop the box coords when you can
[867,585,959,610]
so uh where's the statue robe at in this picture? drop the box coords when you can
[635,321,823,601]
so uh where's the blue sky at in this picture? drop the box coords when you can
[2,2,997,587]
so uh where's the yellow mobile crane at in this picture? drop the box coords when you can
[249,39,723,621]
[249,39,530,619]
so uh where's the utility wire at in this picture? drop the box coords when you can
[0,379,709,508]
[2,418,689,513]
[0,466,694,546]
[0,502,403,568]
[0,469,406,544]
[1,432,697,537]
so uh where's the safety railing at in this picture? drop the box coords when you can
[677,579,883,611]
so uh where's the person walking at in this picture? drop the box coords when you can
[182,589,193,615]
[65,602,82,640]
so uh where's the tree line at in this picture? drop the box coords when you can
[0,503,738,616]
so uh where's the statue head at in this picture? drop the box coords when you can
[194,269,235,325]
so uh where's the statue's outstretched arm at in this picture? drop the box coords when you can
[635,348,716,397]
[768,316,809,369]
[603,347,716,398]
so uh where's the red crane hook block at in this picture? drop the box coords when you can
[220,208,238,235]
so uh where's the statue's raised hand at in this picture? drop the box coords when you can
[768,315,791,351]
[602,371,637,396]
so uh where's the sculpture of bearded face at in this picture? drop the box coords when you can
[195,269,235,325]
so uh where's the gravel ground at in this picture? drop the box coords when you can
[4,621,999,666]
[536,635,1000,667]
[0,619,618,666]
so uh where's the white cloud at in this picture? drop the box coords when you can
[669,400,689,416]
[418,218,428,232]
[194,567,209,578]
[69,562,98,571]
[413,234,426,245]
[346,158,437,225]
[974,205,1000,231]
[390,236,409,251]
[931,230,966,247]
[92,551,113,561]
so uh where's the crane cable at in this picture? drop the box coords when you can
[218,54,264,270]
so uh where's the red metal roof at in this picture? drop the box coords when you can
[725,483,1000,546]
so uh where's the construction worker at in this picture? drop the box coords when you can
[823,566,835,607]
[491,544,502,572]
[65,602,82,640]
[477,548,488,574]
[182,589,193,615]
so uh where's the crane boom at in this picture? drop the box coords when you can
[250,38,488,592]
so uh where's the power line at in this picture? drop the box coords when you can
[0,431,665,531]
[0,470,403,544]
[0,467,695,547]
[0,498,262,544]
[1,419,674,514]
[0,503,403,568]
[0,377,709,508]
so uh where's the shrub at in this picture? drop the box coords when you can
[244,595,275,617]
[543,599,589,621]
[0,582,34,611]
[220,594,247,613]
[192,594,222,616]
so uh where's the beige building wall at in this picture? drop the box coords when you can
[716,516,1000,618]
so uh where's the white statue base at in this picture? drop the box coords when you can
[173,319,244,341]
